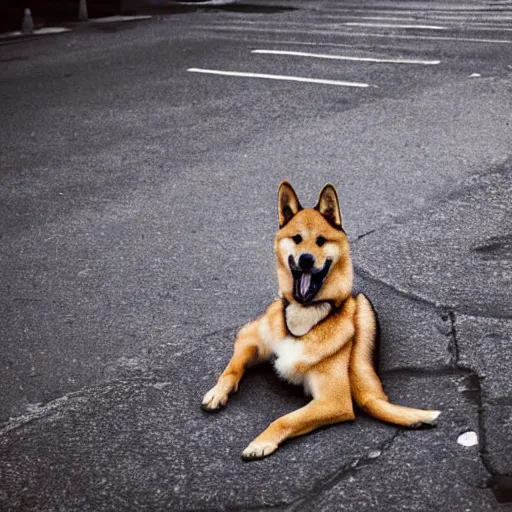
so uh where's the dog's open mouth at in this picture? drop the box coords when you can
[288,256,332,305]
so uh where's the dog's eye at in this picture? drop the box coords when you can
[316,236,326,247]
[292,234,303,244]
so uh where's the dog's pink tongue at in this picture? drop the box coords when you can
[300,273,311,298]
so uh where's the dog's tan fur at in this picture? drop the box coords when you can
[202,182,440,460]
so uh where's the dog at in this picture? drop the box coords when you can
[202,182,440,460]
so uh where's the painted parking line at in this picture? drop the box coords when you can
[340,31,512,44]
[174,0,235,4]
[321,5,512,13]
[89,15,152,23]
[459,25,512,32]
[344,20,512,32]
[324,14,512,22]
[343,22,448,30]
[0,27,71,40]
[190,25,512,44]
[187,68,370,87]
[252,49,440,65]
[331,16,420,22]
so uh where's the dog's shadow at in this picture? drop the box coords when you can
[219,361,401,428]
[226,362,310,417]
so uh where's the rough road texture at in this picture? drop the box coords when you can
[352,164,512,501]
[1,0,512,510]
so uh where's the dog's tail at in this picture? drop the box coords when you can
[349,293,440,427]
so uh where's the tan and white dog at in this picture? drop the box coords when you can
[202,182,440,460]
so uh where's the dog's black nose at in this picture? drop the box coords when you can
[298,253,315,271]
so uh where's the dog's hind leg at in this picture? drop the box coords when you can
[242,346,354,460]
[202,320,270,412]
[350,293,441,427]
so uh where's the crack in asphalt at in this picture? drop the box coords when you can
[448,311,512,503]
[0,370,401,511]
[350,229,376,243]
[2,306,510,506]
[283,430,401,511]
[447,313,491,470]
[354,264,439,310]
[353,264,511,322]
[202,325,239,340]
[355,268,511,504]
[354,226,511,491]
[0,376,159,436]
[447,310,460,368]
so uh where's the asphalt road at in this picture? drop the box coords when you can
[1,0,511,510]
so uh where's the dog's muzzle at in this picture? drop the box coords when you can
[288,255,332,305]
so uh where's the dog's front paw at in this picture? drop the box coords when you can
[241,441,278,461]
[201,385,229,412]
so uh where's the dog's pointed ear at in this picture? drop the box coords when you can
[315,184,342,229]
[278,181,302,228]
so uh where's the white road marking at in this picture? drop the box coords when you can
[250,39,359,49]
[320,5,512,13]
[174,0,235,4]
[196,14,512,31]
[330,16,419,21]
[0,27,71,39]
[287,12,512,22]
[466,26,512,32]
[252,49,440,66]
[89,15,151,23]
[187,68,370,87]
[344,20,512,32]
[191,25,512,44]
[33,27,72,34]
[344,22,448,30]
[318,14,507,21]
[347,32,512,44]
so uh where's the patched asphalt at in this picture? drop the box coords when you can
[1,0,512,509]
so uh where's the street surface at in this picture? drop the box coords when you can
[1,0,511,509]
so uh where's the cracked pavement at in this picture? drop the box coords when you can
[353,163,512,496]
[1,0,512,510]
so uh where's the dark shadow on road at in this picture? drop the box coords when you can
[490,475,512,505]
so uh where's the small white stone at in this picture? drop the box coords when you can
[368,450,382,459]
[457,431,478,447]
[468,73,481,78]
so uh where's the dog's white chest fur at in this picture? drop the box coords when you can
[257,302,331,386]
[273,337,306,385]
[285,302,332,337]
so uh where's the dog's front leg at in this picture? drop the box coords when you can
[242,350,354,460]
[202,320,270,412]
[241,397,354,460]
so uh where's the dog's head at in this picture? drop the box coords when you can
[274,181,353,306]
